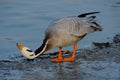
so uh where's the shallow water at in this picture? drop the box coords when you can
[0,0,120,79]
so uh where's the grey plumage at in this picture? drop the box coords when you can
[17,12,103,60]
[42,12,102,50]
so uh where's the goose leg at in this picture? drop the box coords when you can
[51,47,63,62]
[63,43,77,62]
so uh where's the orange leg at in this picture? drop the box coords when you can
[63,43,77,62]
[51,47,63,62]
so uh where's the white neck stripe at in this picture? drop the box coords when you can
[35,39,49,57]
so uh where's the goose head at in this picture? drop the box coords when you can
[17,43,36,59]
[16,39,49,59]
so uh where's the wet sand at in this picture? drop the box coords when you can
[0,44,120,80]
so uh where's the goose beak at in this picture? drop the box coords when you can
[16,43,24,51]
[16,43,36,59]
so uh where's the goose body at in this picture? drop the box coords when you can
[17,12,102,62]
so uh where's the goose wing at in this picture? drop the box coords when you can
[46,12,102,37]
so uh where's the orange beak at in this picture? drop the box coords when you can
[16,43,24,51]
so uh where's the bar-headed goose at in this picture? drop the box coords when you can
[17,12,102,62]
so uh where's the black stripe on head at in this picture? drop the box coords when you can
[26,49,34,56]
[26,49,33,52]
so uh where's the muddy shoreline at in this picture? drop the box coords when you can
[0,43,120,80]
